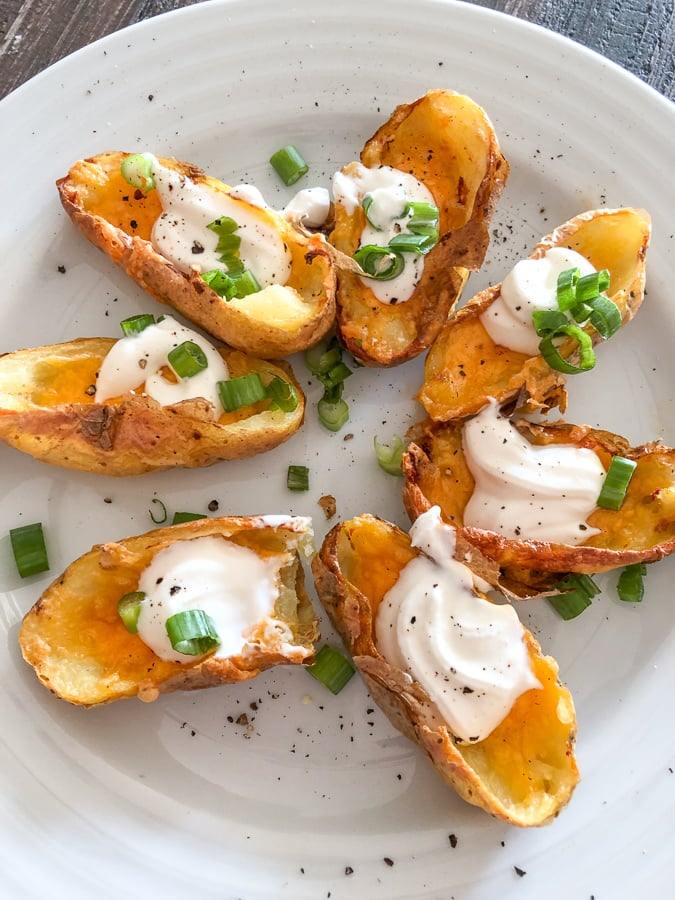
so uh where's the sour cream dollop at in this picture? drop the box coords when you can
[463,399,606,544]
[95,315,229,414]
[333,162,436,305]
[375,507,541,743]
[480,247,598,355]
[147,156,292,288]
[136,535,296,663]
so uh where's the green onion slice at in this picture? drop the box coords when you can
[575,269,610,302]
[617,563,646,603]
[586,295,622,339]
[202,268,261,300]
[539,323,596,374]
[597,455,637,510]
[120,153,156,192]
[532,309,569,337]
[548,573,601,620]
[167,340,208,379]
[165,609,220,656]
[556,267,580,311]
[306,645,355,694]
[172,512,206,525]
[217,372,267,412]
[353,245,405,280]
[269,145,309,186]
[265,376,299,412]
[317,396,349,431]
[287,464,310,492]
[120,314,156,336]
[304,338,342,377]
[117,591,145,633]
[149,498,168,525]
[405,201,439,228]
[9,522,49,578]
[320,361,353,391]
[374,435,405,476]
[388,230,438,254]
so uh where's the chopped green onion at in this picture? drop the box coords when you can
[374,435,405,475]
[120,314,156,336]
[269,145,309,186]
[167,340,208,379]
[575,269,610,302]
[405,201,439,228]
[617,563,646,603]
[548,573,601,620]
[556,267,580,311]
[149,498,168,525]
[265,376,299,412]
[207,216,238,242]
[597,455,637,510]
[569,301,593,323]
[304,338,342,377]
[532,309,569,336]
[117,591,145,633]
[172,512,206,524]
[539,323,596,374]
[320,361,353,391]
[166,609,220,656]
[353,245,405,280]
[306,645,355,694]
[9,522,49,578]
[120,153,156,192]
[318,396,349,431]
[287,464,310,492]
[388,231,438,254]
[201,268,261,300]
[217,372,267,412]
[586,294,622,339]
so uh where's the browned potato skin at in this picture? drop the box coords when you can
[418,207,651,421]
[329,90,509,367]
[20,516,319,706]
[312,514,579,827]
[403,418,675,584]
[0,338,305,476]
[57,152,336,359]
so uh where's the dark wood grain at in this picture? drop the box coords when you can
[0,0,673,101]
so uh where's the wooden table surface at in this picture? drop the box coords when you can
[1,0,674,102]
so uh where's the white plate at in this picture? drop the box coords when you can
[1,1,673,897]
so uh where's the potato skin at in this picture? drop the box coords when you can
[403,418,675,588]
[329,90,509,367]
[418,207,651,421]
[57,152,336,358]
[19,516,319,706]
[0,338,305,475]
[311,514,579,827]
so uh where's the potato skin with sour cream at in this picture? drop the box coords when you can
[418,207,651,421]
[311,514,579,827]
[0,337,305,475]
[329,89,509,367]
[403,418,675,592]
[57,151,336,359]
[19,516,319,706]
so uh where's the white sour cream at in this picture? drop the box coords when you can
[480,247,597,355]
[463,399,606,544]
[333,163,436,305]
[95,315,229,414]
[282,187,331,228]
[376,506,541,743]
[147,156,292,288]
[136,535,295,663]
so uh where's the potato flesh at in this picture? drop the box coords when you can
[419,207,651,421]
[316,515,578,825]
[20,518,318,706]
[404,420,675,573]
